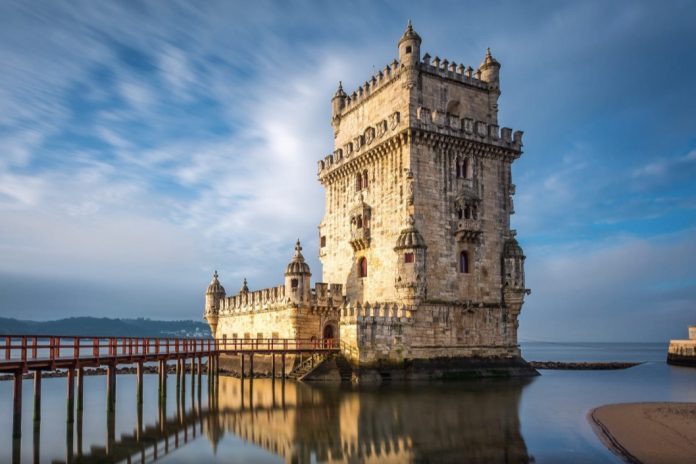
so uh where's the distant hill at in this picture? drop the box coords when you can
[0,317,211,338]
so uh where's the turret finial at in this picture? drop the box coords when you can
[295,239,302,254]
[241,277,249,293]
[213,270,218,279]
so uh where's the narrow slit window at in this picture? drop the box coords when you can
[359,257,368,278]
[459,251,469,274]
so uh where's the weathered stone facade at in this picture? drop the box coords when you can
[205,23,533,379]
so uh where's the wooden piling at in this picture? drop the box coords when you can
[33,370,41,422]
[76,367,84,413]
[136,361,143,405]
[272,353,276,379]
[249,353,254,378]
[106,364,116,413]
[67,367,75,423]
[281,353,286,380]
[13,370,22,439]
[241,354,245,380]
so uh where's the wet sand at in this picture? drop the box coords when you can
[590,402,696,464]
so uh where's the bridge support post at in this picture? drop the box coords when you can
[106,364,116,413]
[67,367,75,423]
[158,360,167,405]
[272,353,276,379]
[180,358,186,413]
[281,353,286,381]
[240,354,245,380]
[249,353,254,378]
[13,369,22,439]
[33,370,41,422]
[136,361,143,405]
[176,358,181,397]
[76,367,84,414]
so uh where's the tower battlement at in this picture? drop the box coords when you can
[205,22,533,380]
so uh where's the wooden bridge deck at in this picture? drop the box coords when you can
[1,334,339,446]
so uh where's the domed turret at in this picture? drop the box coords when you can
[480,48,501,123]
[285,240,312,304]
[204,270,225,337]
[502,236,526,291]
[331,81,347,126]
[394,217,427,302]
[479,48,500,85]
[398,20,421,67]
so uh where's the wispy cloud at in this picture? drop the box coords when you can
[0,1,694,338]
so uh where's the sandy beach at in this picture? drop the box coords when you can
[590,402,696,464]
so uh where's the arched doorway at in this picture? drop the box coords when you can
[323,322,338,348]
[323,324,335,340]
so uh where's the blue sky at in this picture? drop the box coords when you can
[0,1,694,342]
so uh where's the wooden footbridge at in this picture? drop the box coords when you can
[0,335,339,444]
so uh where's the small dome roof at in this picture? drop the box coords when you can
[333,81,347,99]
[206,270,226,295]
[285,240,311,275]
[480,48,500,69]
[399,20,422,46]
[394,218,427,250]
[503,238,525,258]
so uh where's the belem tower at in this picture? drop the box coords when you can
[204,23,534,380]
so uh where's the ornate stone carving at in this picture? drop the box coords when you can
[364,126,375,145]
[389,111,400,129]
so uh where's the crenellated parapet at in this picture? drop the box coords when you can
[318,111,402,179]
[217,282,345,316]
[219,285,287,314]
[336,59,404,117]
[419,53,488,88]
[413,108,523,152]
[340,302,415,324]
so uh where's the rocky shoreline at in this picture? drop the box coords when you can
[529,361,642,370]
[0,360,642,381]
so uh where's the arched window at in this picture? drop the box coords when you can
[459,251,469,274]
[358,257,368,278]
[356,215,363,229]
[362,170,369,189]
[455,156,462,178]
[356,173,362,191]
[457,208,463,219]
[463,158,469,179]
[464,206,471,219]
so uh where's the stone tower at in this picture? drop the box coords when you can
[317,23,531,377]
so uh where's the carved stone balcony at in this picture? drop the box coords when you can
[350,227,371,251]
[455,218,481,243]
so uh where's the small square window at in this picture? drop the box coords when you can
[405,46,412,54]
[404,252,415,263]
[320,236,326,247]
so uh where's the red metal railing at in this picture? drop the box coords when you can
[0,335,339,367]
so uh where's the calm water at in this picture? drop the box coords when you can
[1,342,694,463]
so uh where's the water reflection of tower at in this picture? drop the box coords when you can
[208,377,530,463]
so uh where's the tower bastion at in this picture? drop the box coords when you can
[204,23,535,381]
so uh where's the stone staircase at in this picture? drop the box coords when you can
[287,352,329,380]
[298,353,354,383]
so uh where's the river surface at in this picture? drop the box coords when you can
[1,342,694,463]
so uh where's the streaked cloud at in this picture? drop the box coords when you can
[0,1,694,341]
